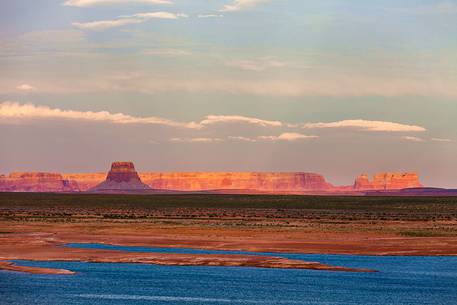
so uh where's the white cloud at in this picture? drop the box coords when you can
[259,132,318,142]
[170,137,223,143]
[16,84,36,91]
[64,0,172,7]
[402,136,425,142]
[198,14,224,18]
[221,0,270,12]
[197,115,282,128]
[73,11,186,30]
[432,138,453,142]
[73,18,142,30]
[0,101,189,128]
[0,102,283,130]
[143,48,191,56]
[121,11,187,19]
[303,119,426,132]
[228,136,257,142]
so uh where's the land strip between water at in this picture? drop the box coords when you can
[1,193,457,274]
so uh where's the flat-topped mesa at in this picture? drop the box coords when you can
[89,162,151,193]
[107,162,142,183]
[0,172,79,192]
[354,172,422,191]
[139,172,333,193]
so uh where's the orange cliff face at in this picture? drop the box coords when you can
[0,172,79,192]
[0,167,424,194]
[62,171,334,193]
[62,173,106,190]
[139,172,333,193]
[354,172,422,191]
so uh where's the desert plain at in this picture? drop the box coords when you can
[1,192,457,275]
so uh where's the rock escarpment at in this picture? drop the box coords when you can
[0,172,79,192]
[354,172,422,191]
[89,162,152,193]
[0,165,426,194]
[140,172,333,193]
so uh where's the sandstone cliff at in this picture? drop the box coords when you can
[0,172,80,192]
[354,172,422,191]
[88,162,151,193]
[140,172,333,193]
[0,166,424,194]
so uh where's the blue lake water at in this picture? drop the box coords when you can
[1,243,457,305]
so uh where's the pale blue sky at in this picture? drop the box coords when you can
[1,0,456,187]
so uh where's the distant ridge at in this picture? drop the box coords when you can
[1,162,453,195]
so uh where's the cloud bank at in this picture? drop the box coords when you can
[0,102,282,129]
[73,11,186,30]
[303,119,426,132]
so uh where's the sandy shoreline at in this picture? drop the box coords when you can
[2,222,457,275]
[0,231,376,274]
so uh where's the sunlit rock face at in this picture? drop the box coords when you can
[0,172,79,192]
[140,172,333,193]
[62,173,106,191]
[354,172,422,190]
[89,162,151,193]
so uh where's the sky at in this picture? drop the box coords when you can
[0,0,456,187]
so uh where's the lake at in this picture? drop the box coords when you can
[1,243,456,305]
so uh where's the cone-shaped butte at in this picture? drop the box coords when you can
[89,162,152,193]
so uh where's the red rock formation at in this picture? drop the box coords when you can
[139,172,333,193]
[89,162,151,193]
[354,172,422,191]
[62,173,105,191]
[0,172,79,192]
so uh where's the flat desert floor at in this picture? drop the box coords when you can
[1,193,457,274]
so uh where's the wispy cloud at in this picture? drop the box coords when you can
[228,136,257,142]
[73,18,143,30]
[432,138,453,142]
[221,0,270,12]
[198,14,224,18]
[0,102,282,130]
[198,115,282,128]
[303,119,426,132]
[120,11,187,19]
[402,136,425,142]
[64,0,172,7]
[73,11,186,30]
[170,137,223,143]
[259,133,318,142]
[0,101,189,127]
[16,84,36,91]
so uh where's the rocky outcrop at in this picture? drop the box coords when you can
[140,172,333,193]
[89,162,151,193]
[354,172,422,191]
[0,172,79,192]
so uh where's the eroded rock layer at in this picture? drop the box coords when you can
[1,166,424,194]
[0,172,79,192]
[354,172,422,190]
[140,172,333,192]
